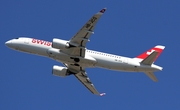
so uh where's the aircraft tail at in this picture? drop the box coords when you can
[134,45,165,63]
[141,51,161,82]
[133,45,165,82]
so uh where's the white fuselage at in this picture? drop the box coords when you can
[5,37,162,72]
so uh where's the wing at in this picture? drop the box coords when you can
[62,8,106,57]
[64,64,100,95]
[70,8,106,48]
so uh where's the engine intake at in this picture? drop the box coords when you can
[52,65,69,77]
[52,38,69,49]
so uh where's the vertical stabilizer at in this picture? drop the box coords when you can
[134,45,165,62]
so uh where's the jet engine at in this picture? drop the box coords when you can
[52,65,70,77]
[52,38,69,49]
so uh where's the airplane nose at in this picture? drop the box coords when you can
[5,40,12,48]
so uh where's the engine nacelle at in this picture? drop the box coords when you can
[52,65,69,77]
[52,38,69,50]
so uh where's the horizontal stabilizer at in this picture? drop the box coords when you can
[141,51,158,65]
[144,72,158,82]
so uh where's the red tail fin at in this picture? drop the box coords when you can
[136,45,165,62]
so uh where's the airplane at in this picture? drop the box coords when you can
[5,8,165,96]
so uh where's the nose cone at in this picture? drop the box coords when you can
[5,40,12,48]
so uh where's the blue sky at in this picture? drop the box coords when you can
[1,0,180,110]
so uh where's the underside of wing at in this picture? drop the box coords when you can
[74,71,99,95]
[70,8,106,48]
[65,64,100,95]
[62,8,106,57]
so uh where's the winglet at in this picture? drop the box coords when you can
[99,93,106,96]
[97,8,107,14]
[100,8,107,13]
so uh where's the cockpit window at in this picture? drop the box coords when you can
[15,38,19,39]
